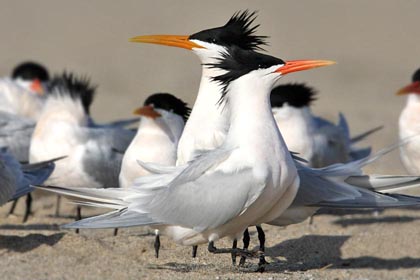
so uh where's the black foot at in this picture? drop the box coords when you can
[208,241,257,259]
[309,214,314,225]
[231,239,238,266]
[8,199,18,216]
[154,234,160,258]
[192,245,198,258]
[23,193,32,223]
[113,228,119,236]
[239,228,250,266]
[256,225,268,271]
[75,206,81,234]
[55,195,61,217]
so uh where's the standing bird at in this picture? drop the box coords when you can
[130,9,268,258]
[36,47,335,271]
[270,83,381,167]
[397,68,420,175]
[29,73,135,224]
[0,148,55,210]
[119,93,190,255]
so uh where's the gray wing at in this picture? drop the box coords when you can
[0,149,20,205]
[0,112,35,162]
[79,127,135,188]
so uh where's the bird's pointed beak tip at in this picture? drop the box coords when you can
[128,34,203,50]
[396,81,420,96]
[277,59,336,75]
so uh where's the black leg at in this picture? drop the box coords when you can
[256,225,267,272]
[154,234,160,258]
[309,214,314,225]
[207,241,256,259]
[75,206,81,234]
[23,194,32,223]
[55,195,61,217]
[239,228,250,266]
[113,228,119,236]
[192,245,198,258]
[8,199,18,216]
[231,239,238,266]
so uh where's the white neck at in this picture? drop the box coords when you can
[176,54,229,164]
[224,72,290,163]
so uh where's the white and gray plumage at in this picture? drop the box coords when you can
[36,48,334,252]
[0,62,49,119]
[397,68,420,175]
[271,83,381,168]
[119,93,189,189]
[29,73,135,189]
[0,148,55,206]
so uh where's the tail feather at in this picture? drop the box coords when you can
[346,175,420,193]
[62,208,157,229]
[351,125,383,144]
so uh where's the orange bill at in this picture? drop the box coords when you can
[276,60,336,75]
[133,105,161,119]
[396,81,420,95]
[30,79,44,96]
[130,35,204,50]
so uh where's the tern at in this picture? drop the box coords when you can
[397,68,420,175]
[0,62,48,120]
[271,83,382,167]
[130,9,268,258]
[119,92,190,254]
[29,72,135,225]
[37,47,335,270]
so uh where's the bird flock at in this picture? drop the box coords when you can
[2,10,420,273]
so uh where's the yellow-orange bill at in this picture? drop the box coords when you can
[30,79,44,96]
[276,60,336,75]
[396,81,420,95]
[129,34,204,50]
[133,105,161,119]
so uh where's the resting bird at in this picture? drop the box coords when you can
[397,68,420,175]
[271,83,382,167]
[0,62,49,120]
[119,92,190,252]
[0,148,56,222]
[119,93,190,188]
[29,73,135,223]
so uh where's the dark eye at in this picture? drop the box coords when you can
[211,38,217,43]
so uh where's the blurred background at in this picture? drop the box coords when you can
[1,0,419,173]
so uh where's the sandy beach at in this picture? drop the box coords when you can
[2,1,420,279]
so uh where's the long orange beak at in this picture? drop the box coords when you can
[396,81,420,95]
[30,79,44,96]
[130,35,204,50]
[276,60,336,75]
[133,105,161,119]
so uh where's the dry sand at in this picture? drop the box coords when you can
[2,1,420,279]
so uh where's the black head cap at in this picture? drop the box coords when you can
[12,61,49,82]
[47,72,96,114]
[209,46,285,102]
[270,83,317,108]
[189,10,268,51]
[144,93,191,122]
[412,68,420,82]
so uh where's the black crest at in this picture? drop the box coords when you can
[209,46,285,102]
[412,68,420,82]
[144,93,191,122]
[47,72,96,114]
[189,10,268,51]
[270,83,317,108]
[12,61,49,82]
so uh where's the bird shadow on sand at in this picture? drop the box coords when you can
[0,223,60,231]
[333,215,420,228]
[264,235,420,272]
[0,232,65,253]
